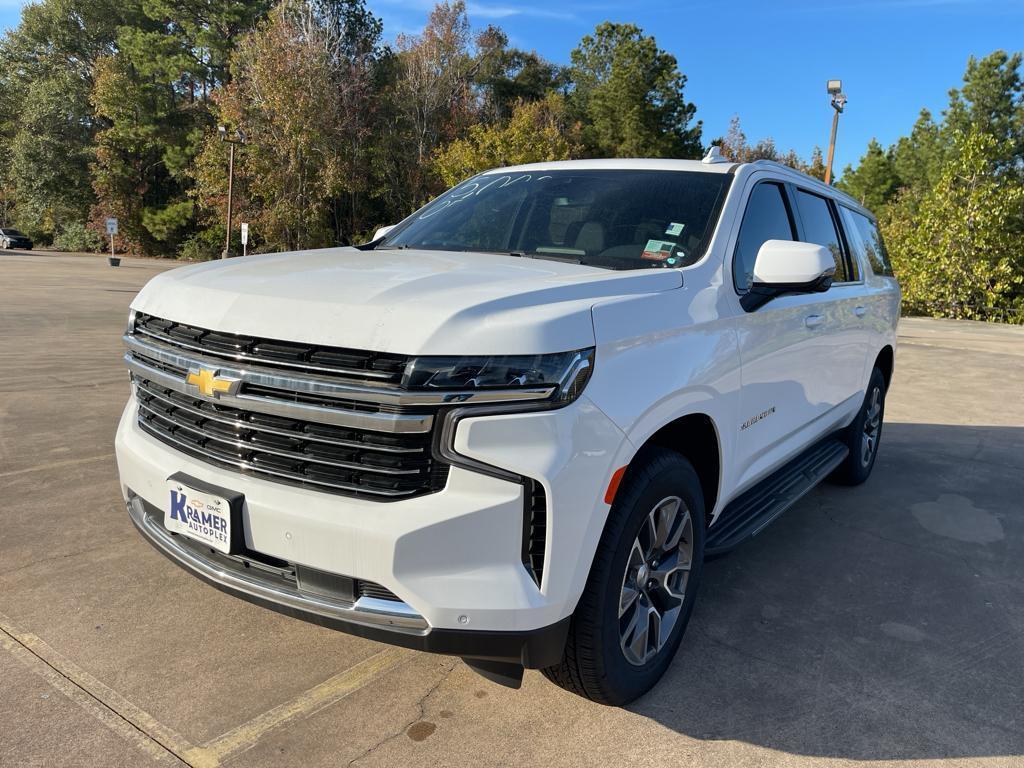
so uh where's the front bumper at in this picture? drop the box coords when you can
[126,493,569,667]
[115,390,629,660]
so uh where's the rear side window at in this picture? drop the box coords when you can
[733,183,795,292]
[841,207,894,277]
[794,190,847,282]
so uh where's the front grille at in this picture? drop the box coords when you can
[134,376,448,499]
[356,580,401,601]
[133,313,410,383]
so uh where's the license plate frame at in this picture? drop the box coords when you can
[164,472,245,555]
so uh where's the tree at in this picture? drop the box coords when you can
[568,22,701,158]
[883,129,1024,321]
[0,0,135,237]
[193,0,387,251]
[803,146,827,181]
[717,116,779,162]
[714,115,823,177]
[9,71,94,239]
[837,139,900,212]
[945,50,1023,169]
[433,94,580,187]
[473,26,563,122]
[891,109,945,193]
[395,2,477,166]
[91,0,269,254]
[373,1,479,212]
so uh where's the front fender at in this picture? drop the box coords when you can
[587,287,742,519]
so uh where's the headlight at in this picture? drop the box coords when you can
[402,348,595,404]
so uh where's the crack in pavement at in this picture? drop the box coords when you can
[345,659,458,767]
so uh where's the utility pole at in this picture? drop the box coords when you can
[218,125,246,258]
[824,79,847,186]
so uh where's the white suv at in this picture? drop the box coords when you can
[115,154,899,704]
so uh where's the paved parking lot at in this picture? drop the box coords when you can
[2,250,1023,768]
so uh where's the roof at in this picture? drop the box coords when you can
[483,158,737,175]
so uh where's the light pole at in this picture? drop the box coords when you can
[824,79,847,186]
[218,125,246,258]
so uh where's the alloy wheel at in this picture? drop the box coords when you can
[618,495,694,666]
[861,386,882,467]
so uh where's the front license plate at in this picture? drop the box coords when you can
[165,479,233,554]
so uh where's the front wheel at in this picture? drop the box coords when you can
[829,366,887,486]
[542,448,705,705]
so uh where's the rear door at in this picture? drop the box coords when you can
[789,188,868,415]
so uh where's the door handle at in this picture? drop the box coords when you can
[854,305,867,317]
[805,314,825,329]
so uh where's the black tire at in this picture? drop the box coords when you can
[829,366,886,486]
[542,447,705,705]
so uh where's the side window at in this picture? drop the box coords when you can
[794,190,847,282]
[733,182,795,292]
[841,207,894,277]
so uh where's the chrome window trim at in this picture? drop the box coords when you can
[127,495,428,631]
[125,334,557,407]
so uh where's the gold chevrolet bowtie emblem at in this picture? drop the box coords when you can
[186,367,239,398]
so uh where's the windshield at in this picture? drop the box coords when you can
[2,229,25,236]
[380,170,731,270]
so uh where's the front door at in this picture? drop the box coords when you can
[728,179,866,492]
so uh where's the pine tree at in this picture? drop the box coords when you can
[837,139,900,212]
[568,22,701,159]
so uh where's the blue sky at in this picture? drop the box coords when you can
[2,0,1022,173]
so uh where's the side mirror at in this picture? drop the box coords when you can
[741,240,835,311]
[373,224,396,242]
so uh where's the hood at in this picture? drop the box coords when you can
[132,247,682,355]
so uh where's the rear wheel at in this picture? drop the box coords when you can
[542,448,705,705]
[829,366,886,486]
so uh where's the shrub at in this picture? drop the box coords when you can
[52,222,104,252]
[177,228,223,261]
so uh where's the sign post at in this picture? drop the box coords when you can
[105,217,118,263]
[240,222,249,257]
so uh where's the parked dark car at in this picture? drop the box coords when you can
[0,228,33,250]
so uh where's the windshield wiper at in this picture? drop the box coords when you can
[510,251,583,264]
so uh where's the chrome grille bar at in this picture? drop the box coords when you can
[132,312,408,382]
[133,324,401,380]
[137,402,422,476]
[125,352,434,434]
[124,334,555,407]
[134,381,423,455]
[136,419,422,498]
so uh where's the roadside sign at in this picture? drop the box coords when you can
[240,222,248,245]
[105,217,118,235]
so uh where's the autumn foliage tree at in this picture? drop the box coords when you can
[433,94,581,186]
[193,0,386,252]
